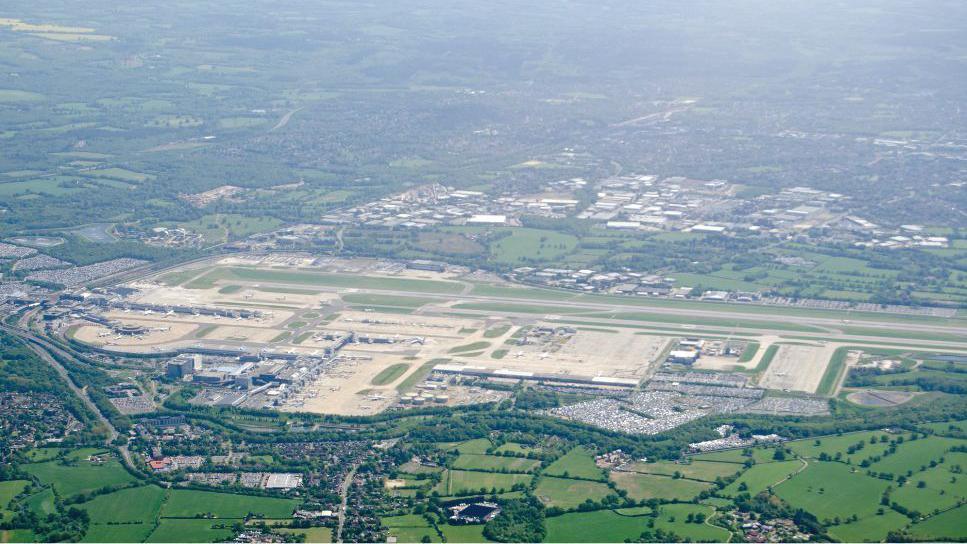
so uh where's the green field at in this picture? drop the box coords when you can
[483,324,512,338]
[890,463,965,514]
[381,514,440,543]
[545,509,651,542]
[448,341,492,354]
[82,523,156,543]
[690,447,776,465]
[452,454,542,473]
[438,523,490,543]
[452,438,493,454]
[816,347,849,396]
[868,436,962,475]
[773,461,890,522]
[24,488,55,516]
[371,363,410,385]
[22,458,137,497]
[825,509,910,543]
[84,167,153,183]
[488,228,578,265]
[738,341,760,362]
[907,505,967,540]
[396,360,441,393]
[494,443,543,455]
[720,460,802,497]
[786,431,892,462]
[161,489,298,519]
[543,447,605,480]
[610,471,711,501]
[145,519,234,543]
[79,485,165,523]
[275,527,333,543]
[435,470,530,496]
[0,480,29,508]
[0,529,39,543]
[22,448,64,462]
[534,476,613,509]
[652,503,731,542]
[629,460,741,482]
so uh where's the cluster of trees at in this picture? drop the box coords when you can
[0,505,90,542]
[482,497,546,543]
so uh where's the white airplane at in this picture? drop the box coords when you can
[123,308,131,313]
[514,351,524,358]
[143,309,153,315]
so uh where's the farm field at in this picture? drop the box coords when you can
[610,471,711,501]
[81,523,156,543]
[652,503,730,542]
[381,514,440,543]
[867,436,963,475]
[450,438,493,455]
[720,460,803,497]
[452,454,542,473]
[543,447,606,480]
[773,461,891,522]
[79,485,165,523]
[22,457,137,497]
[144,519,234,543]
[825,509,910,543]
[24,488,55,516]
[628,460,741,482]
[434,470,531,496]
[274,527,333,543]
[786,431,893,460]
[161,489,298,519]
[438,523,490,542]
[889,463,966,514]
[907,505,967,540]
[534,476,613,509]
[690,447,777,465]
[544,509,651,542]
[0,480,29,519]
[488,228,578,265]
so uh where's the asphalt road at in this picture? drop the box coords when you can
[1,323,137,472]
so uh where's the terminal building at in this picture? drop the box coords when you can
[431,363,640,389]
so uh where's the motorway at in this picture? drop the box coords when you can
[1,322,138,472]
